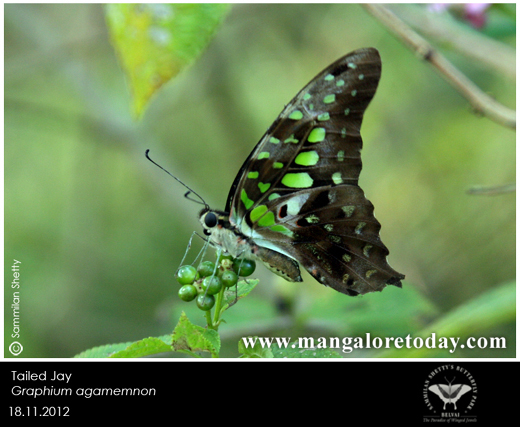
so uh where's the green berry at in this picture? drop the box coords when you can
[178,285,198,302]
[202,276,223,295]
[176,265,197,285]
[221,270,238,288]
[198,261,216,277]
[233,259,256,277]
[196,294,215,311]
[216,253,234,264]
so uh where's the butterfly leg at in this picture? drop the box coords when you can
[178,230,213,271]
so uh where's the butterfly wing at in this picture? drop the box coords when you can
[429,385,451,403]
[429,384,471,410]
[227,48,404,296]
[449,384,471,402]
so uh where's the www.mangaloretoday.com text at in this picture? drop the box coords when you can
[241,333,506,354]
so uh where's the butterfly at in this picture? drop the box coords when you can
[199,47,404,296]
[429,378,472,410]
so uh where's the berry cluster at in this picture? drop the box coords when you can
[176,255,256,311]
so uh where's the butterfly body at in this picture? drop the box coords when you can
[200,48,404,296]
[200,209,302,282]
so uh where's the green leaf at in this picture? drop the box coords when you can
[109,336,173,358]
[221,279,259,313]
[305,282,438,337]
[74,334,172,358]
[105,3,230,118]
[171,311,220,358]
[74,342,134,358]
[379,280,516,357]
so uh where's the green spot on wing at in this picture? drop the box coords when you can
[317,113,330,121]
[363,244,373,257]
[324,74,334,81]
[281,173,313,188]
[323,94,335,104]
[305,214,319,224]
[250,205,267,223]
[294,151,319,166]
[258,182,271,193]
[366,269,376,278]
[307,127,326,143]
[257,211,275,227]
[355,222,366,234]
[268,193,281,201]
[269,137,280,144]
[284,134,299,144]
[247,171,259,179]
[342,205,355,217]
[270,224,293,236]
[241,189,254,210]
[288,110,303,120]
[273,162,284,169]
[258,152,270,160]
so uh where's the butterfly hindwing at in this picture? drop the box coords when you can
[206,48,404,296]
[249,185,402,295]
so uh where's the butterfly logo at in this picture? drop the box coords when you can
[428,377,472,410]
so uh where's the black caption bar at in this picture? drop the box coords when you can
[3,361,517,422]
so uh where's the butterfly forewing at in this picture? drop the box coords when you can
[222,48,404,296]
[227,49,380,215]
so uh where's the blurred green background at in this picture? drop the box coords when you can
[4,3,515,358]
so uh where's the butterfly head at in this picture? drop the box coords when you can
[199,207,253,259]
[199,207,229,236]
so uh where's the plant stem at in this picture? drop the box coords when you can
[213,286,225,327]
[466,183,515,196]
[363,3,516,129]
[205,310,214,330]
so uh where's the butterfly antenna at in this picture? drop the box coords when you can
[184,190,207,206]
[145,149,208,209]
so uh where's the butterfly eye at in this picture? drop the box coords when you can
[204,212,218,228]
